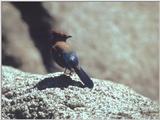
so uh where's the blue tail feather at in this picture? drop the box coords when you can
[74,67,94,88]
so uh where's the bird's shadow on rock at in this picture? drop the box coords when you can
[35,74,85,90]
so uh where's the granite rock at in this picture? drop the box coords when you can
[2,66,159,119]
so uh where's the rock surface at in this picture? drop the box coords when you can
[2,66,159,119]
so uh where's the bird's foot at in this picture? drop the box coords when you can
[64,69,72,76]
[64,69,73,76]
[69,71,73,76]
[69,69,75,76]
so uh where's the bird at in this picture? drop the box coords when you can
[50,31,94,88]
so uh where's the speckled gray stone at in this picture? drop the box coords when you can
[2,66,159,119]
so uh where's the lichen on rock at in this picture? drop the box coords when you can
[2,66,159,119]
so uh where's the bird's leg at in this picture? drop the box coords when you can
[64,68,68,76]
[69,68,75,76]
[64,68,70,76]
[69,71,72,76]
[64,68,74,76]
[64,68,67,74]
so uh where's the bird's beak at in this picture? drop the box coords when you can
[67,35,72,38]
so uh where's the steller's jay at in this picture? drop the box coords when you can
[50,31,94,88]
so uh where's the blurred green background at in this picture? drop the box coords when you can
[2,2,159,101]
